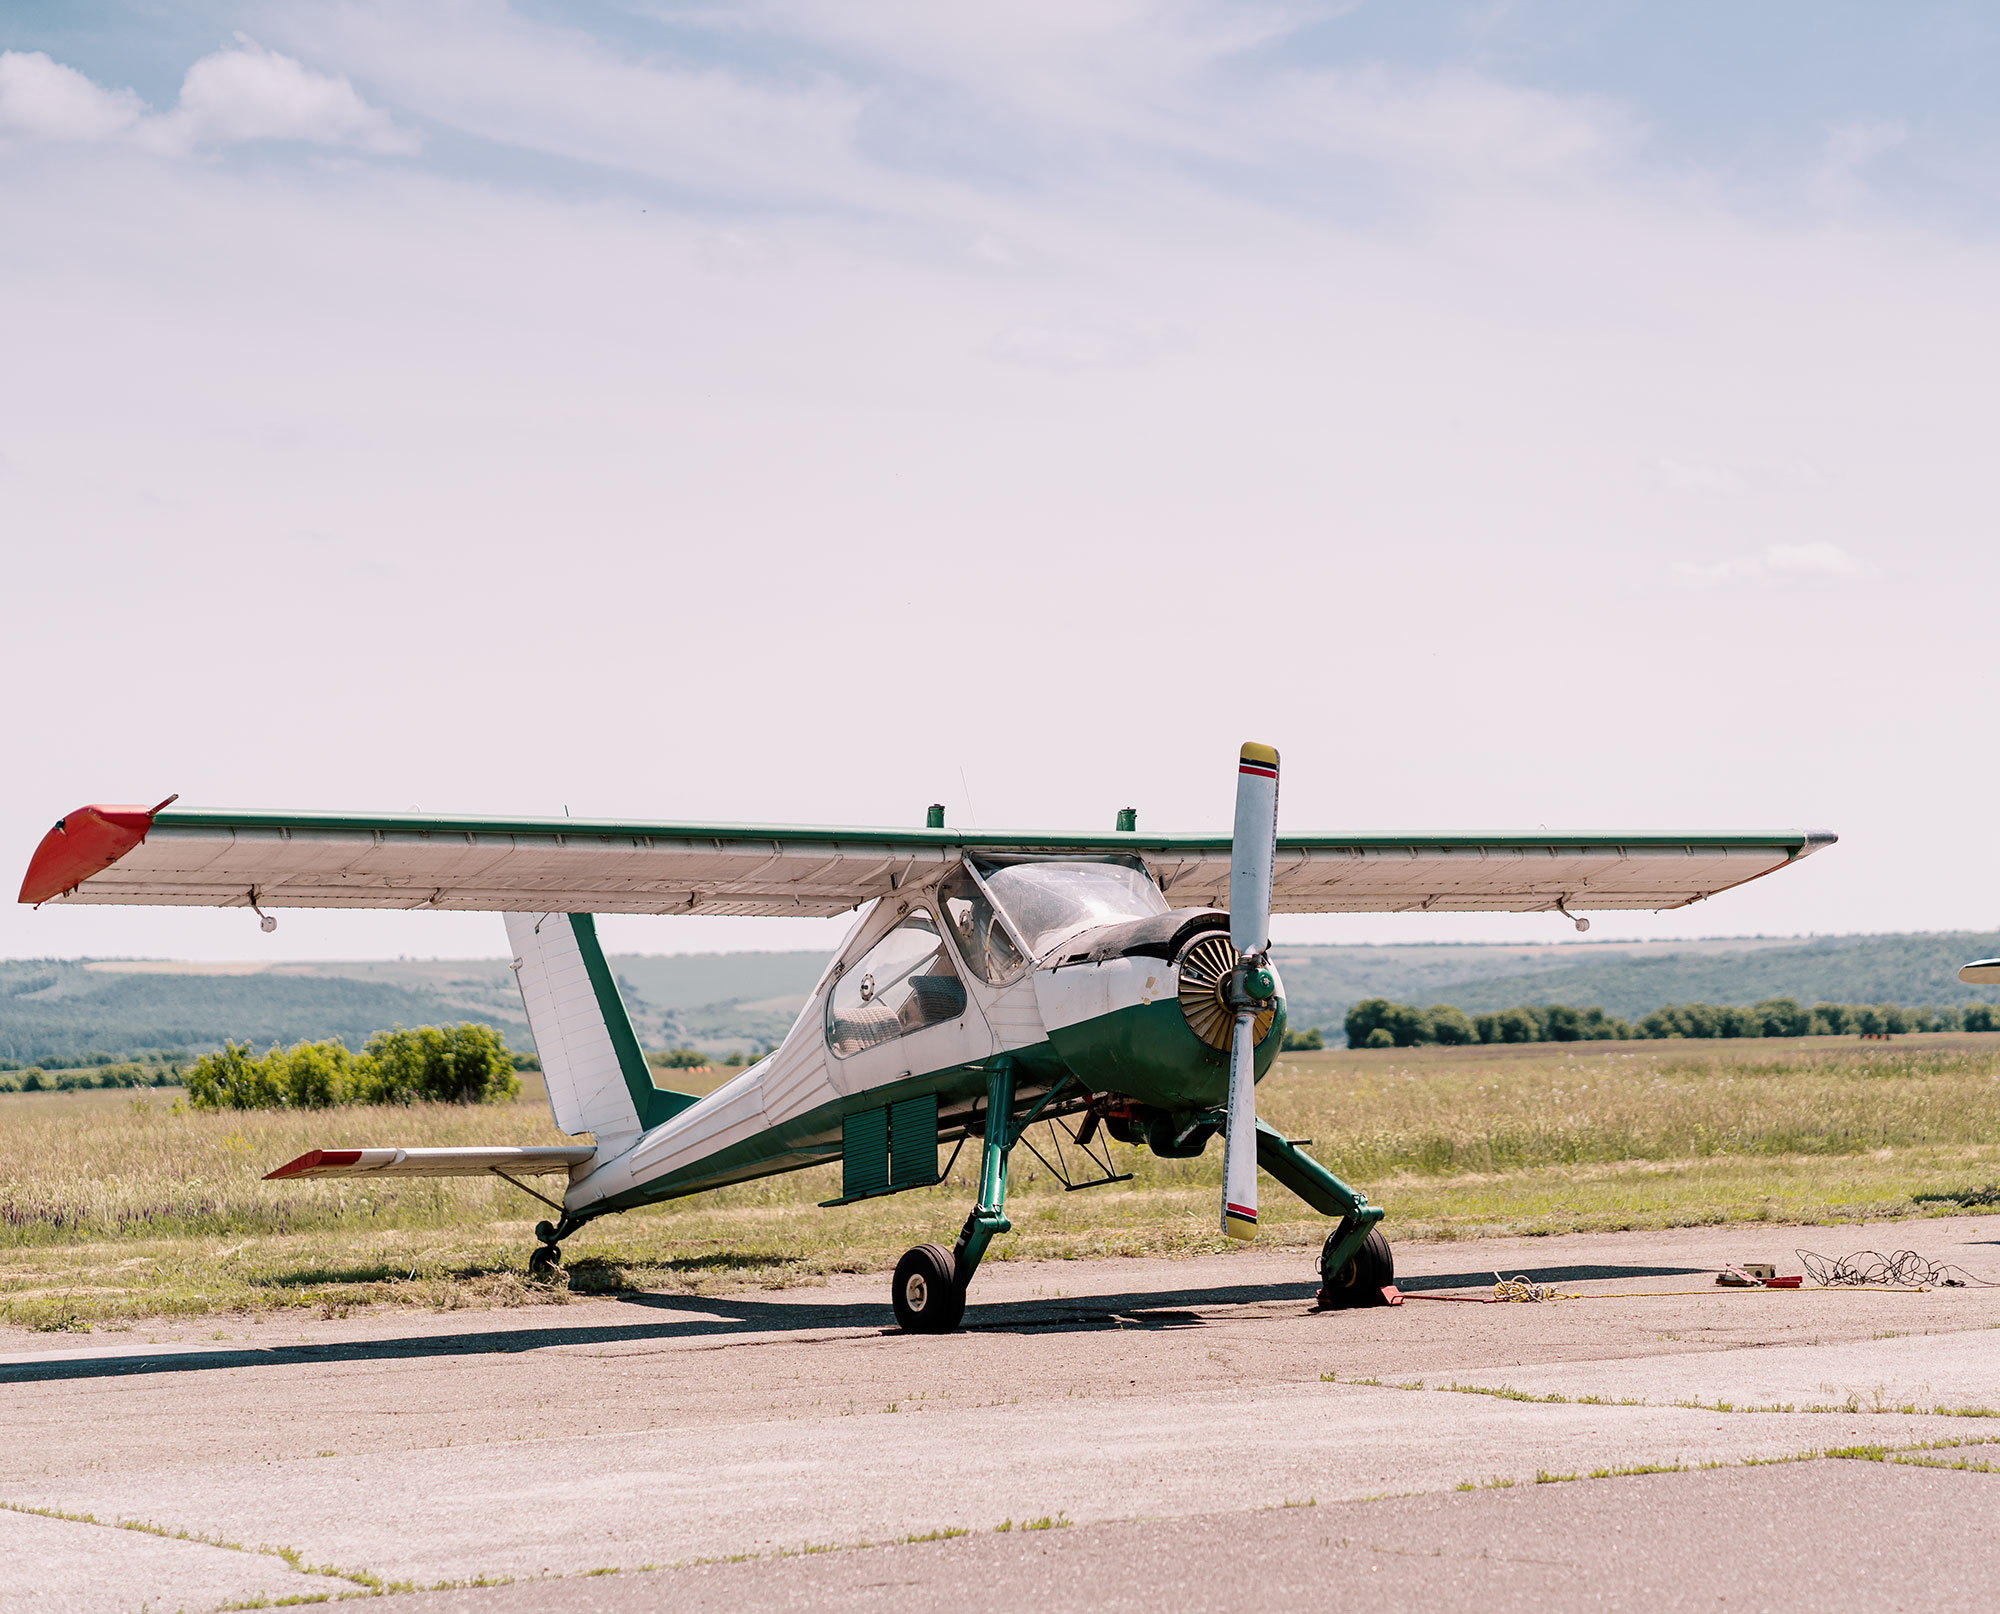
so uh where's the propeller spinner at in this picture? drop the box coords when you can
[1221,741,1280,1241]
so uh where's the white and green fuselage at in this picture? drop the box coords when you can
[530,857,1298,1227]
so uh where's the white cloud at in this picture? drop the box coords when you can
[143,41,417,157]
[0,43,413,158]
[1676,542,1867,585]
[0,51,142,143]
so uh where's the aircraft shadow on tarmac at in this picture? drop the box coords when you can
[0,1263,1715,1386]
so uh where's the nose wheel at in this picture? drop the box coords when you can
[892,1243,965,1333]
[1318,1225,1396,1308]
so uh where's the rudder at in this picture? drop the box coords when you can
[505,911,695,1152]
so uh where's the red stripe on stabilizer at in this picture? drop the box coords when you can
[264,1149,363,1180]
[1225,1202,1258,1222]
[1237,764,1278,779]
[18,799,172,905]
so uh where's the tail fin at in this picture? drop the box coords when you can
[505,911,696,1151]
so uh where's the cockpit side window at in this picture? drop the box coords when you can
[825,912,969,1058]
[938,863,1030,986]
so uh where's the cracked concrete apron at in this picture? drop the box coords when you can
[4,1216,1998,1611]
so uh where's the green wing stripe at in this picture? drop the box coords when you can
[149,804,1825,857]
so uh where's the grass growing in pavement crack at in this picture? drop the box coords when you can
[1398,1380,1999,1419]
[0,1499,382,1592]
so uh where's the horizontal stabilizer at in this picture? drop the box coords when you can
[264,1145,595,1181]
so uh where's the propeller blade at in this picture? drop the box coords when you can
[1221,741,1280,1243]
[1223,1009,1258,1240]
[1229,743,1279,955]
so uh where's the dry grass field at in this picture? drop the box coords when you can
[3,1037,1997,1329]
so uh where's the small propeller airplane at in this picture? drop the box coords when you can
[18,746,1834,1331]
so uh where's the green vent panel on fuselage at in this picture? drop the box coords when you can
[838,1095,940,1203]
[889,1095,939,1191]
[842,1108,890,1200]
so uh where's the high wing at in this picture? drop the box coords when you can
[20,801,1835,916]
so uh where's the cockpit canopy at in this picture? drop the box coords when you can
[938,856,1168,982]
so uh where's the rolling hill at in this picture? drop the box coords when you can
[3,933,1993,1064]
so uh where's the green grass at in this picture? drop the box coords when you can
[3,1036,1998,1327]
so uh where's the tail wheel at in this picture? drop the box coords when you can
[1318,1227,1394,1309]
[528,1244,563,1277]
[892,1243,965,1334]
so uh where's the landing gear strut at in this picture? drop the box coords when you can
[893,1059,1019,1335]
[1247,1121,1395,1308]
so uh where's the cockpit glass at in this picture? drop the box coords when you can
[938,865,1029,985]
[976,859,1168,962]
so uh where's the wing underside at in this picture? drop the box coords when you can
[21,805,1835,916]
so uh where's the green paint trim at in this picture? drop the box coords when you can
[568,913,697,1131]
[1046,997,1283,1112]
[145,807,1827,861]
[1254,1118,1375,1220]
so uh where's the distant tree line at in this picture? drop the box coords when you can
[0,1060,183,1093]
[647,1046,762,1071]
[185,1024,521,1111]
[1341,997,2000,1049]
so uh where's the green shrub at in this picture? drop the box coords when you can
[1363,1027,1394,1049]
[184,1025,518,1111]
[1282,1027,1324,1051]
[356,1024,519,1106]
[1343,998,1396,1049]
[649,1047,709,1069]
[1427,1006,1476,1047]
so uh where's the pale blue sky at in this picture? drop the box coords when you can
[3,4,1995,960]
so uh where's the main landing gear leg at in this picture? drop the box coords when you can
[1252,1119,1397,1309]
[529,1213,586,1278]
[893,1058,1016,1334]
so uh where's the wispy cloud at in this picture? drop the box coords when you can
[0,51,143,143]
[0,41,416,158]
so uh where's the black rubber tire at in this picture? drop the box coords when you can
[891,1243,965,1333]
[528,1244,563,1277]
[1318,1227,1394,1309]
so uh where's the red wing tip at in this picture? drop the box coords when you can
[18,800,171,905]
[264,1149,362,1180]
